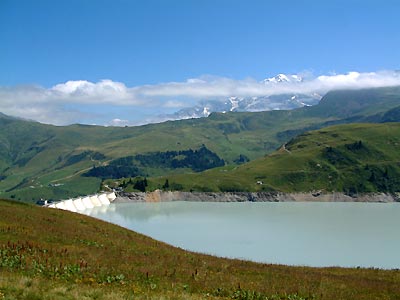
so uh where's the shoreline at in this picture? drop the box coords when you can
[115,190,400,203]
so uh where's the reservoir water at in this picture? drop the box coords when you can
[82,201,400,269]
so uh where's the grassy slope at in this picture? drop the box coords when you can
[1,86,400,201]
[1,199,399,300]
[0,111,312,201]
[149,123,400,193]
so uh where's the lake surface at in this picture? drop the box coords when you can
[82,201,400,269]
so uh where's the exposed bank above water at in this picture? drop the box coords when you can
[115,190,400,203]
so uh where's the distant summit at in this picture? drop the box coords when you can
[157,73,320,122]
[263,73,303,84]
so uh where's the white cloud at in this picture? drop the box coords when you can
[1,70,400,125]
[136,71,400,98]
[314,71,400,90]
[51,79,138,105]
[108,118,130,127]
[163,100,187,108]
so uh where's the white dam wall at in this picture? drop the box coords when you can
[48,192,116,212]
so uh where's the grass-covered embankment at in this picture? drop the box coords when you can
[1,199,399,299]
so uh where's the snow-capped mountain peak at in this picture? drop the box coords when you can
[229,96,240,111]
[155,73,320,123]
[263,73,303,84]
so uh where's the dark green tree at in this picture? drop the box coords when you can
[162,179,169,190]
[134,178,147,192]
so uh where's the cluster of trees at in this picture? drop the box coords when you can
[345,140,364,151]
[84,145,224,180]
[134,178,148,192]
[134,145,225,172]
[323,146,357,167]
[234,154,250,164]
[365,164,400,193]
[342,164,400,196]
[161,179,183,191]
[320,140,400,194]
[120,177,148,192]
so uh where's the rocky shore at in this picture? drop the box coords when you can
[115,190,400,203]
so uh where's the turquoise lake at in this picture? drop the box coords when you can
[82,201,400,269]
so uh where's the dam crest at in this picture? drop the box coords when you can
[48,192,117,212]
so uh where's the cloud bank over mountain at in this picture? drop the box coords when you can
[1,70,399,125]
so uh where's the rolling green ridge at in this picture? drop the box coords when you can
[1,199,399,299]
[1,86,400,202]
[149,123,400,193]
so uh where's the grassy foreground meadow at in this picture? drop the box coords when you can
[1,199,400,299]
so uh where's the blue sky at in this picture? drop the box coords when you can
[1,0,400,125]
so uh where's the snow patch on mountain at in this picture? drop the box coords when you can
[203,106,211,117]
[263,73,303,84]
[229,97,240,112]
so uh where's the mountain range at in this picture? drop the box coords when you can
[1,85,400,202]
[157,74,321,121]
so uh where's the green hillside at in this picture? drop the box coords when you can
[1,86,400,202]
[150,122,400,193]
[1,199,399,299]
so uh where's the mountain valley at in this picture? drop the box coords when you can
[1,86,400,202]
